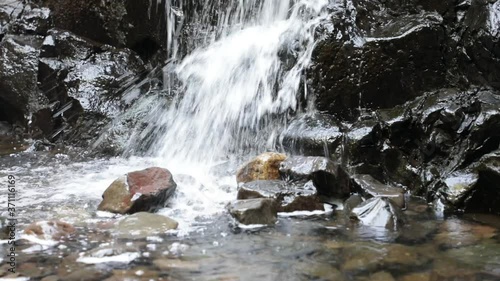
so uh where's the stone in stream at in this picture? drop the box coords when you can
[237,180,324,212]
[98,167,177,214]
[236,152,287,183]
[351,174,406,208]
[227,198,278,225]
[24,221,76,240]
[114,212,178,239]
[349,197,405,230]
[279,156,351,197]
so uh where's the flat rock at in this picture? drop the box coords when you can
[351,174,406,208]
[114,212,178,239]
[227,198,278,225]
[237,180,324,212]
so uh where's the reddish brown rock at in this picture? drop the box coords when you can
[24,221,75,240]
[98,167,177,214]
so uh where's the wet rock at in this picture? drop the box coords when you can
[351,174,406,208]
[227,198,278,225]
[0,35,47,126]
[24,220,75,240]
[350,197,405,230]
[280,113,343,156]
[311,7,446,120]
[43,0,168,62]
[237,180,324,212]
[115,212,178,239]
[279,156,350,197]
[8,5,51,35]
[98,167,177,214]
[236,152,287,183]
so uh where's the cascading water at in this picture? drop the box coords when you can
[129,0,329,164]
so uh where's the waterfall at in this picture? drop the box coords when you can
[124,0,328,163]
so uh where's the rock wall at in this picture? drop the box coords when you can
[0,0,168,150]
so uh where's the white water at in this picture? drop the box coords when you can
[133,0,328,163]
[3,0,330,235]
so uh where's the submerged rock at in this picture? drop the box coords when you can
[24,221,75,240]
[279,156,350,197]
[237,180,324,212]
[350,197,405,230]
[227,198,278,225]
[98,167,177,214]
[236,152,287,183]
[115,212,178,239]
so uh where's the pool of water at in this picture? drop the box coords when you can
[1,149,499,281]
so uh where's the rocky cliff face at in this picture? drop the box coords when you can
[302,0,500,214]
[0,0,167,152]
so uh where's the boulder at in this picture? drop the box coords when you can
[236,152,287,183]
[114,212,178,239]
[98,167,177,214]
[280,113,343,156]
[279,156,350,197]
[24,220,76,240]
[227,198,278,225]
[237,180,324,212]
[351,174,406,208]
[350,197,406,230]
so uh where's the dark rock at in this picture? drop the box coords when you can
[24,220,76,240]
[437,150,500,214]
[98,167,177,214]
[280,113,343,156]
[311,6,446,120]
[351,174,406,208]
[42,0,169,63]
[279,156,351,197]
[237,180,324,212]
[350,197,406,230]
[236,152,287,184]
[227,198,278,225]
[8,5,51,35]
[0,35,47,127]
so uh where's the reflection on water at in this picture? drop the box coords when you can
[0,152,499,280]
